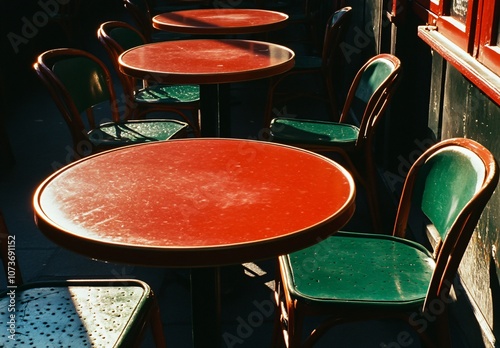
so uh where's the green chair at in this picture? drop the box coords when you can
[34,48,188,156]
[0,210,167,347]
[264,7,353,126]
[270,53,402,233]
[98,21,201,135]
[273,137,499,347]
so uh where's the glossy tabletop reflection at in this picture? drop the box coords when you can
[152,8,289,34]
[118,39,295,85]
[33,138,355,267]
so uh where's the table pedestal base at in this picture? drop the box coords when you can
[200,84,231,137]
[191,267,221,347]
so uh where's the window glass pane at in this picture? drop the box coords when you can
[449,0,468,23]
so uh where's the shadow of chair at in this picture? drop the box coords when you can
[98,20,201,136]
[122,0,196,43]
[273,137,499,347]
[34,48,188,157]
[48,0,82,44]
[269,53,402,233]
[0,210,167,347]
[277,0,347,53]
[264,6,353,126]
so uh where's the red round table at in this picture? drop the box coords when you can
[119,39,295,137]
[33,138,355,347]
[152,8,289,35]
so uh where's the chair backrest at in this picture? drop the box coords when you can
[321,7,352,73]
[393,137,499,312]
[34,48,121,150]
[98,21,147,108]
[339,53,402,149]
[0,210,23,287]
[123,0,154,42]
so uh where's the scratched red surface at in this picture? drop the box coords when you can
[35,139,355,248]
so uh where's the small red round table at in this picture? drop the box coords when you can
[33,138,356,347]
[119,39,295,137]
[152,8,289,35]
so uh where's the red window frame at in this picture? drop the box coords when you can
[416,0,500,105]
[435,0,479,53]
[477,1,500,72]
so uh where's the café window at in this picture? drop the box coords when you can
[417,0,500,103]
[415,0,500,71]
[477,0,500,72]
[435,0,477,53]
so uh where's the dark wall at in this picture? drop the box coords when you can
[1,0,122,91]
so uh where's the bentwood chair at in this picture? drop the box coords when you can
[273,137,499,348]
[34,48,188,156]
[264,7,353,125]
[270,53,401,233]
[98,21,201,135]
[0,210,167,347]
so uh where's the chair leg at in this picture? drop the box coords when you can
[265,76,279,129]
[272,302,286,348]
[150,296,167,348]
[364,153,384,234]
[324,73,340,122]
[287,305,305,348]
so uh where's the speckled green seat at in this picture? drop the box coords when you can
[98,21,201,135]
[270,54,402,233]
[0,213,166,347]
[273,138,499,348]
[34,48,188,156]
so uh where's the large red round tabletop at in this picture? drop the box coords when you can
[33,138,355,268]
[118,38,295,85]
[152,8,289,34]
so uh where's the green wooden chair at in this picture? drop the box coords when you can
[264,7,353,126]
[34,48,188,156]
[270,53,402,233]
[273,137,499,347]
[0,210,166,347]
[98,21,201,135]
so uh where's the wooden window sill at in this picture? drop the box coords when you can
[418,25,500,106]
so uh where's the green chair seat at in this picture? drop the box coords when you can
[284,231,434,309]
[0,280,157,347]
[89,119,187,148]
[271,117,358,145]
[135,84,200,104]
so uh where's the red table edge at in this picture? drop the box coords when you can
[33,200,356,268]
[32,139,356,268]
[152,9,289,34]
[118,39,296,85]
